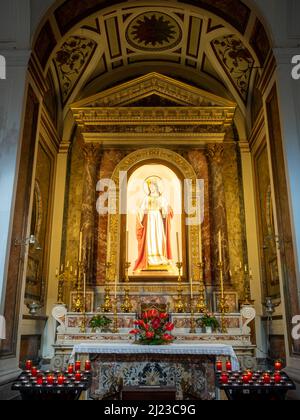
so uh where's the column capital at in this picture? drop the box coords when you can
[206,144,224,164]
[81,143,103,165]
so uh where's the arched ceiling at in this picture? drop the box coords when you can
[32,1,272,135]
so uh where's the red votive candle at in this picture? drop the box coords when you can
[37,375,43,385]
[247,370,253,380]
[47,375,54,385]
[75,372,82,382]
[263,374,271,384]
[221,373,229,385]
[242,374,250,384]
[57,375,65,385]
[274,373,281,384]
[75,361,81,372]
[25,360,32,371]
[226,361,232,371]
[85,360,91,371]
[31,367,38,377]
[216,360,223,372]
[68,364,74,374]
[274,360,283,371]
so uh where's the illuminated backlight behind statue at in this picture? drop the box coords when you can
[134,176,174,272]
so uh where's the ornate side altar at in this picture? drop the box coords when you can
[51,305,256,371]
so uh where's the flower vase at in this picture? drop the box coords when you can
[205,326,213,334]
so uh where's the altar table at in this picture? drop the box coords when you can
[70,343,239,400]
[70,343,239,370]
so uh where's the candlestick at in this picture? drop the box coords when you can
[174,262,185,313]
[126,231,129,262]
[176,232,181,262]
[199,227,203,264]
[112,303,119,333]
[195,262,207,314]
[102,262,113,313]
[217,260,228,333]
[83,273,86,311]
[79,231,83,262]
[218,231,222,263]
[121,262,133,313]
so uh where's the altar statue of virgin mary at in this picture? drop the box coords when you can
[134,176,174,272]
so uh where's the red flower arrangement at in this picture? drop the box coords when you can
[130,310,175,345]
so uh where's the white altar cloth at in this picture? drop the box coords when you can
[70,342,240,370]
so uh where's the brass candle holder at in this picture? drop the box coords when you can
[112,302,119,333]
[102,262,113,313]
[56,264,74,305]
[189,302,197,334]
[121,262,133,313]
[217,261,229,333]
[174,262,186,313]
[73,261,85,313]
[241,268,255,306]
[195,262,207,314]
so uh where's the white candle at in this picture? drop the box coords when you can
[190,278,193,299]
[79,231,83,262]
[221,271,224,298]
[61,265,64,273]
[245,265,248,273]
[249,269,253,277]
[126,231,129,262]
[56,268,58,276]
[83,273,87,311]
[176,232,181,262]
[199,228,203,264]
[107,233,111,263]
[218,231,222,263]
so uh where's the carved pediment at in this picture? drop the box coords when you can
[71,73,237,146]
[71,72,236,109]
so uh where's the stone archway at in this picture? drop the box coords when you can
[108,148,201,284]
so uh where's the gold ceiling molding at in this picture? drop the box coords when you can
[71,73,236,146]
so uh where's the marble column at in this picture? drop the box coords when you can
[206,144,230,285]
[80,144,102,284]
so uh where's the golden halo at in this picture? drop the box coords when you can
[143,176,164,195]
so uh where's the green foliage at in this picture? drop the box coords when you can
[89,315,112,330]
[197,313,219,331]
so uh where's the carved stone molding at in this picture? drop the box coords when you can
[71,73,236,109]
